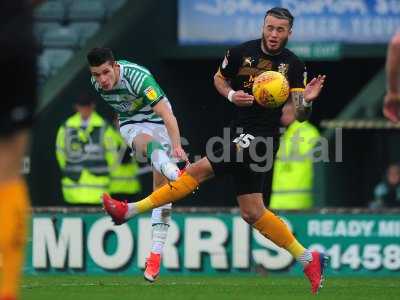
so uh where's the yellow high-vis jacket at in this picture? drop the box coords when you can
[270,120,320,209]
[56,112,140,204]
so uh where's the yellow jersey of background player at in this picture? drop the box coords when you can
[0,1,37,300]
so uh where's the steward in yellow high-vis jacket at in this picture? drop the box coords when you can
[109,142,141,200]
[270,101,320,209]
[56,97,140,204]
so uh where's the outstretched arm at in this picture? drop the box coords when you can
[291,75,326,122]
[384,33,400,123]
[291,89,311,122]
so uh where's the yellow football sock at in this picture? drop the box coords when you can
[253,210,306,259]
[135,173,199,213]
[287,239,307,260]
[0,178,30,299]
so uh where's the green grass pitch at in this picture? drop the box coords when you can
[22,275,400,300]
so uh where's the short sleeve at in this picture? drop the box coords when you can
[138,75,165,107]
[288,57,307,91]
[218,47,241,79]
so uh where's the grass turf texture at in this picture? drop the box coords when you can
[22,275,400,300]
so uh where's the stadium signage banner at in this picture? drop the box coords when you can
[178,0,400,45]
[26,212,400,276]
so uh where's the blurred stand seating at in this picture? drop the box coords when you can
[34,0,127,87]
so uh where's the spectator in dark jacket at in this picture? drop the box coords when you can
[371,164,400,208]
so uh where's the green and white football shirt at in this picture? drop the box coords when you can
[91,60,169,125]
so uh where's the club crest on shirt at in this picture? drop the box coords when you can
[144,86,158,101]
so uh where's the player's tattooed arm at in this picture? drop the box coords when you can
[291,74,326,122]
[291,90,311,122]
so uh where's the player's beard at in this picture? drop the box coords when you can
[262,35,288,55]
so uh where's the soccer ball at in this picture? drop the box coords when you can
[252,71,289,108]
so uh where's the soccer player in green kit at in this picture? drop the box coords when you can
[87,48,188,282]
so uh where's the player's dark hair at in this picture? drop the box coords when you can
[87,47,115,66]
[265,7,294,28]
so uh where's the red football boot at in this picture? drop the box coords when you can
[102,193,128,225]
[304,251,328,294]
[144,252,161,283]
